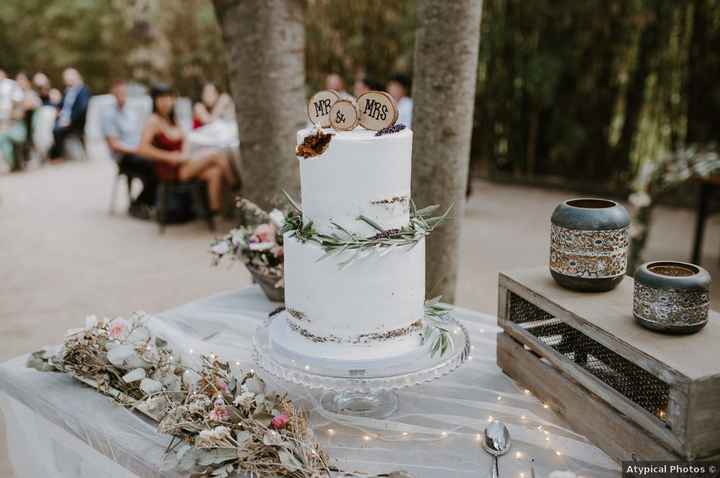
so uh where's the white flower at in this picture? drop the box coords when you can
[233,391,255,408]
[629,191,651,208]
[230,229,247,247]
[196,429,215,447]
[211,240,231,255]
[248,242,275,251]
[213,426,231,438]
[85,315,98,330]
[269,209,285,229]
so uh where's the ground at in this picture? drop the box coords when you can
[1,156,718,477]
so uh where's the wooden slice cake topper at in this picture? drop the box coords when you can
[307,90,340,128]
[356,91,398,131]
[329,99,358,131]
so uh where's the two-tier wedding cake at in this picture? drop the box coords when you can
[268,125,429,363]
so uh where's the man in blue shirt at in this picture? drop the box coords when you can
[102,80,157,217]
[48,68,91,160]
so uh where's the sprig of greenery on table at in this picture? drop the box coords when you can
[422,297,453,358]
[282,191,453,269]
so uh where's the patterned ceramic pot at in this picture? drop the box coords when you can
[550,198,630,292]
[633,261,711,334]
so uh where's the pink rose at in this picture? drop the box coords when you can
[270,413,289,430]
[109,318,128,339]
[253,224,277,244]
[209,404,231,422]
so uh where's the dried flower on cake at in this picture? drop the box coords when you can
[295,129,333,158]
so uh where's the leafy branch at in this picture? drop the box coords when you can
[282,192,453,269]
[421,297,453,357]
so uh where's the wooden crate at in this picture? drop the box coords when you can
[496,267,720,462]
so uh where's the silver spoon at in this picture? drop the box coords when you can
[483,420,511,478]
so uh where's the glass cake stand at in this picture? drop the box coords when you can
[253,315,471,418]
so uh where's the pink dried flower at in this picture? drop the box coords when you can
[209,404,231,422]
[270,413,289,430]
[271,245,284,258]
[109,318,128,339]
[215,379,229,394]
[253,224,277,244]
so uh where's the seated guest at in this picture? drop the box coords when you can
[138,84,237,217]
[0,70,27,172]
[15,72,40,150]
[192,82,234,129]
[102,80,157,218]
[325,73,352,99]
[387,74,413,127]
[48,68,91,161]
[32,72,59,106]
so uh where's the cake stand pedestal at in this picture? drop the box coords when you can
[253,315,471,419]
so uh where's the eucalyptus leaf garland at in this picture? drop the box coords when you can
[281,191,452,271]
[27,314,409,478]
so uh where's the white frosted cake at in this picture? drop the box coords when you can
[270,126,427,361]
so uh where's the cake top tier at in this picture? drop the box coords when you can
[295,126,414,236]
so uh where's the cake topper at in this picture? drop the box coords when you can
[307,90,340,128]
[306,90,399,132]
[329,99,358,131]
[356,91,398,131]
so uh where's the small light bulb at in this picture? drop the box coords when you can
[441,431,448,437]
[402,432,409,437]
[363,435,371,442]
[327,429,335,435]
[488,416,494,422]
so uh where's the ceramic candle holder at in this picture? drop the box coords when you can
[550,198,630,292]
[633,261,711,334]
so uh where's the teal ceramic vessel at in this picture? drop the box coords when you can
[633,261,711,334]
[550,198,631,292]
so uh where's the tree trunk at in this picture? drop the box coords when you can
[412,0,483,302]
[212,0,306,210]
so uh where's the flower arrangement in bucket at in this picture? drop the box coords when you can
[211,199,285,302]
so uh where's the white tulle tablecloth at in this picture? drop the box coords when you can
[0,287,619,478]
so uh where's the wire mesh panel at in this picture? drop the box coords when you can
[507,292,670,424]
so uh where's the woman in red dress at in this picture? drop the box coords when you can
[137,84,237,215]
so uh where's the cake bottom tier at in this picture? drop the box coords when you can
[268,311,425,363]
[283,234,426,341]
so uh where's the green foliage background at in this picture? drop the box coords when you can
[1,0,718,190]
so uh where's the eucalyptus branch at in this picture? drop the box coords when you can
[282,194,453,267]
[421,297,453,358]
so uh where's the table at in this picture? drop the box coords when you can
[0,287,618,478]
